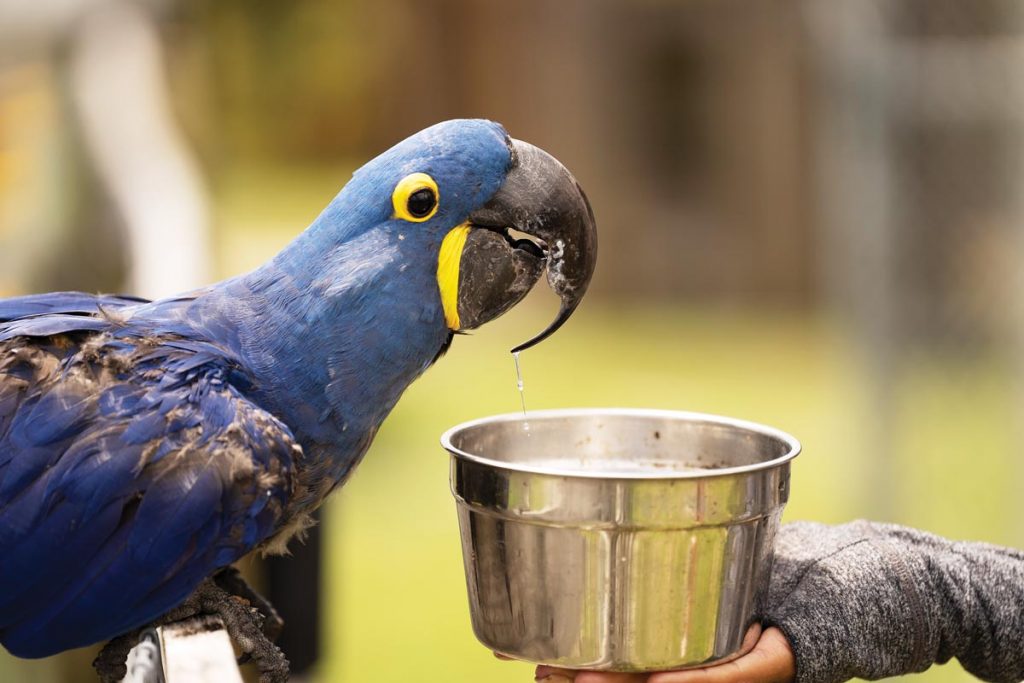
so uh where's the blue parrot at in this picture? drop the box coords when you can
[0,119,596,680]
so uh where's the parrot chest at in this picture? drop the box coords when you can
[221,271,451,513]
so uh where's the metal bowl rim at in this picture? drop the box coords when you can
[440,407,801,480]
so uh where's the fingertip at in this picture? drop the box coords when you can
[648,664,717,683]
[647,625,793,683]
[741,622,763,651]
[535,665,577,681]
[759,627,796,680]
[574,671,648,683]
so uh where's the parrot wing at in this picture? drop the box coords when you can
[0,291,149,321]
[0,324,300,658]
[0,292,152,342]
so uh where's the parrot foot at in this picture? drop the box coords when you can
[93,631,138,683]
[199,574,290,682]
[93,571,289,683]
[212,565,284,643]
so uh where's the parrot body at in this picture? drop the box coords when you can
[0,119,596,662]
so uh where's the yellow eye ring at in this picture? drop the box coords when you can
[392,172,439,222]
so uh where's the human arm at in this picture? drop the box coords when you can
[761,520,1024,683]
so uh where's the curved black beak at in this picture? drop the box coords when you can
[466,138,598,352]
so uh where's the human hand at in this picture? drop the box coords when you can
[528,625,794,683]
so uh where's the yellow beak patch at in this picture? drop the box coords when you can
[437,223,472,330]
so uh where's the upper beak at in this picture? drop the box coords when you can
[464,138,598,352]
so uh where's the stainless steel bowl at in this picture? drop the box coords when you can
[440,408,800,672]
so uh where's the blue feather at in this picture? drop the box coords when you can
[0,316,111,341]
[0,292,146,322]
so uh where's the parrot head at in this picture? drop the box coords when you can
[303,119,597,352]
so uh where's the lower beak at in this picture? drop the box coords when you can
[437,222,545,332]
[443,138,597,352]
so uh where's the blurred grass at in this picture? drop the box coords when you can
[3,164,1018,683]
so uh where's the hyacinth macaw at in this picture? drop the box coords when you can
[0,119,596,680]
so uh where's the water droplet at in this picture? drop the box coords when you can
[512,351,530,433]
[512,351,527,414]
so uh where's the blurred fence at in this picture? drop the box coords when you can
[808,0,1024,524]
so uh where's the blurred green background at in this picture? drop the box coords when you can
[2,1,1024,682]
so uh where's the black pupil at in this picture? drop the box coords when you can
[408,188,436,218]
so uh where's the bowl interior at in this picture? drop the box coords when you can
[443,409,799,478]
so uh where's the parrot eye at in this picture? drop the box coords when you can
[407,189,436,218]
[392,172,440,222]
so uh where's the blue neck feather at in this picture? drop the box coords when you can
[144,119,512,503]
[197,225,450,496]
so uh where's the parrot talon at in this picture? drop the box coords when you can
[93,632,137,683]
[213,566,284,642]
[93,572,288,682]
[193,574,289,682]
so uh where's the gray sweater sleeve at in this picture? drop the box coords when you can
[758,520,1024,683]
